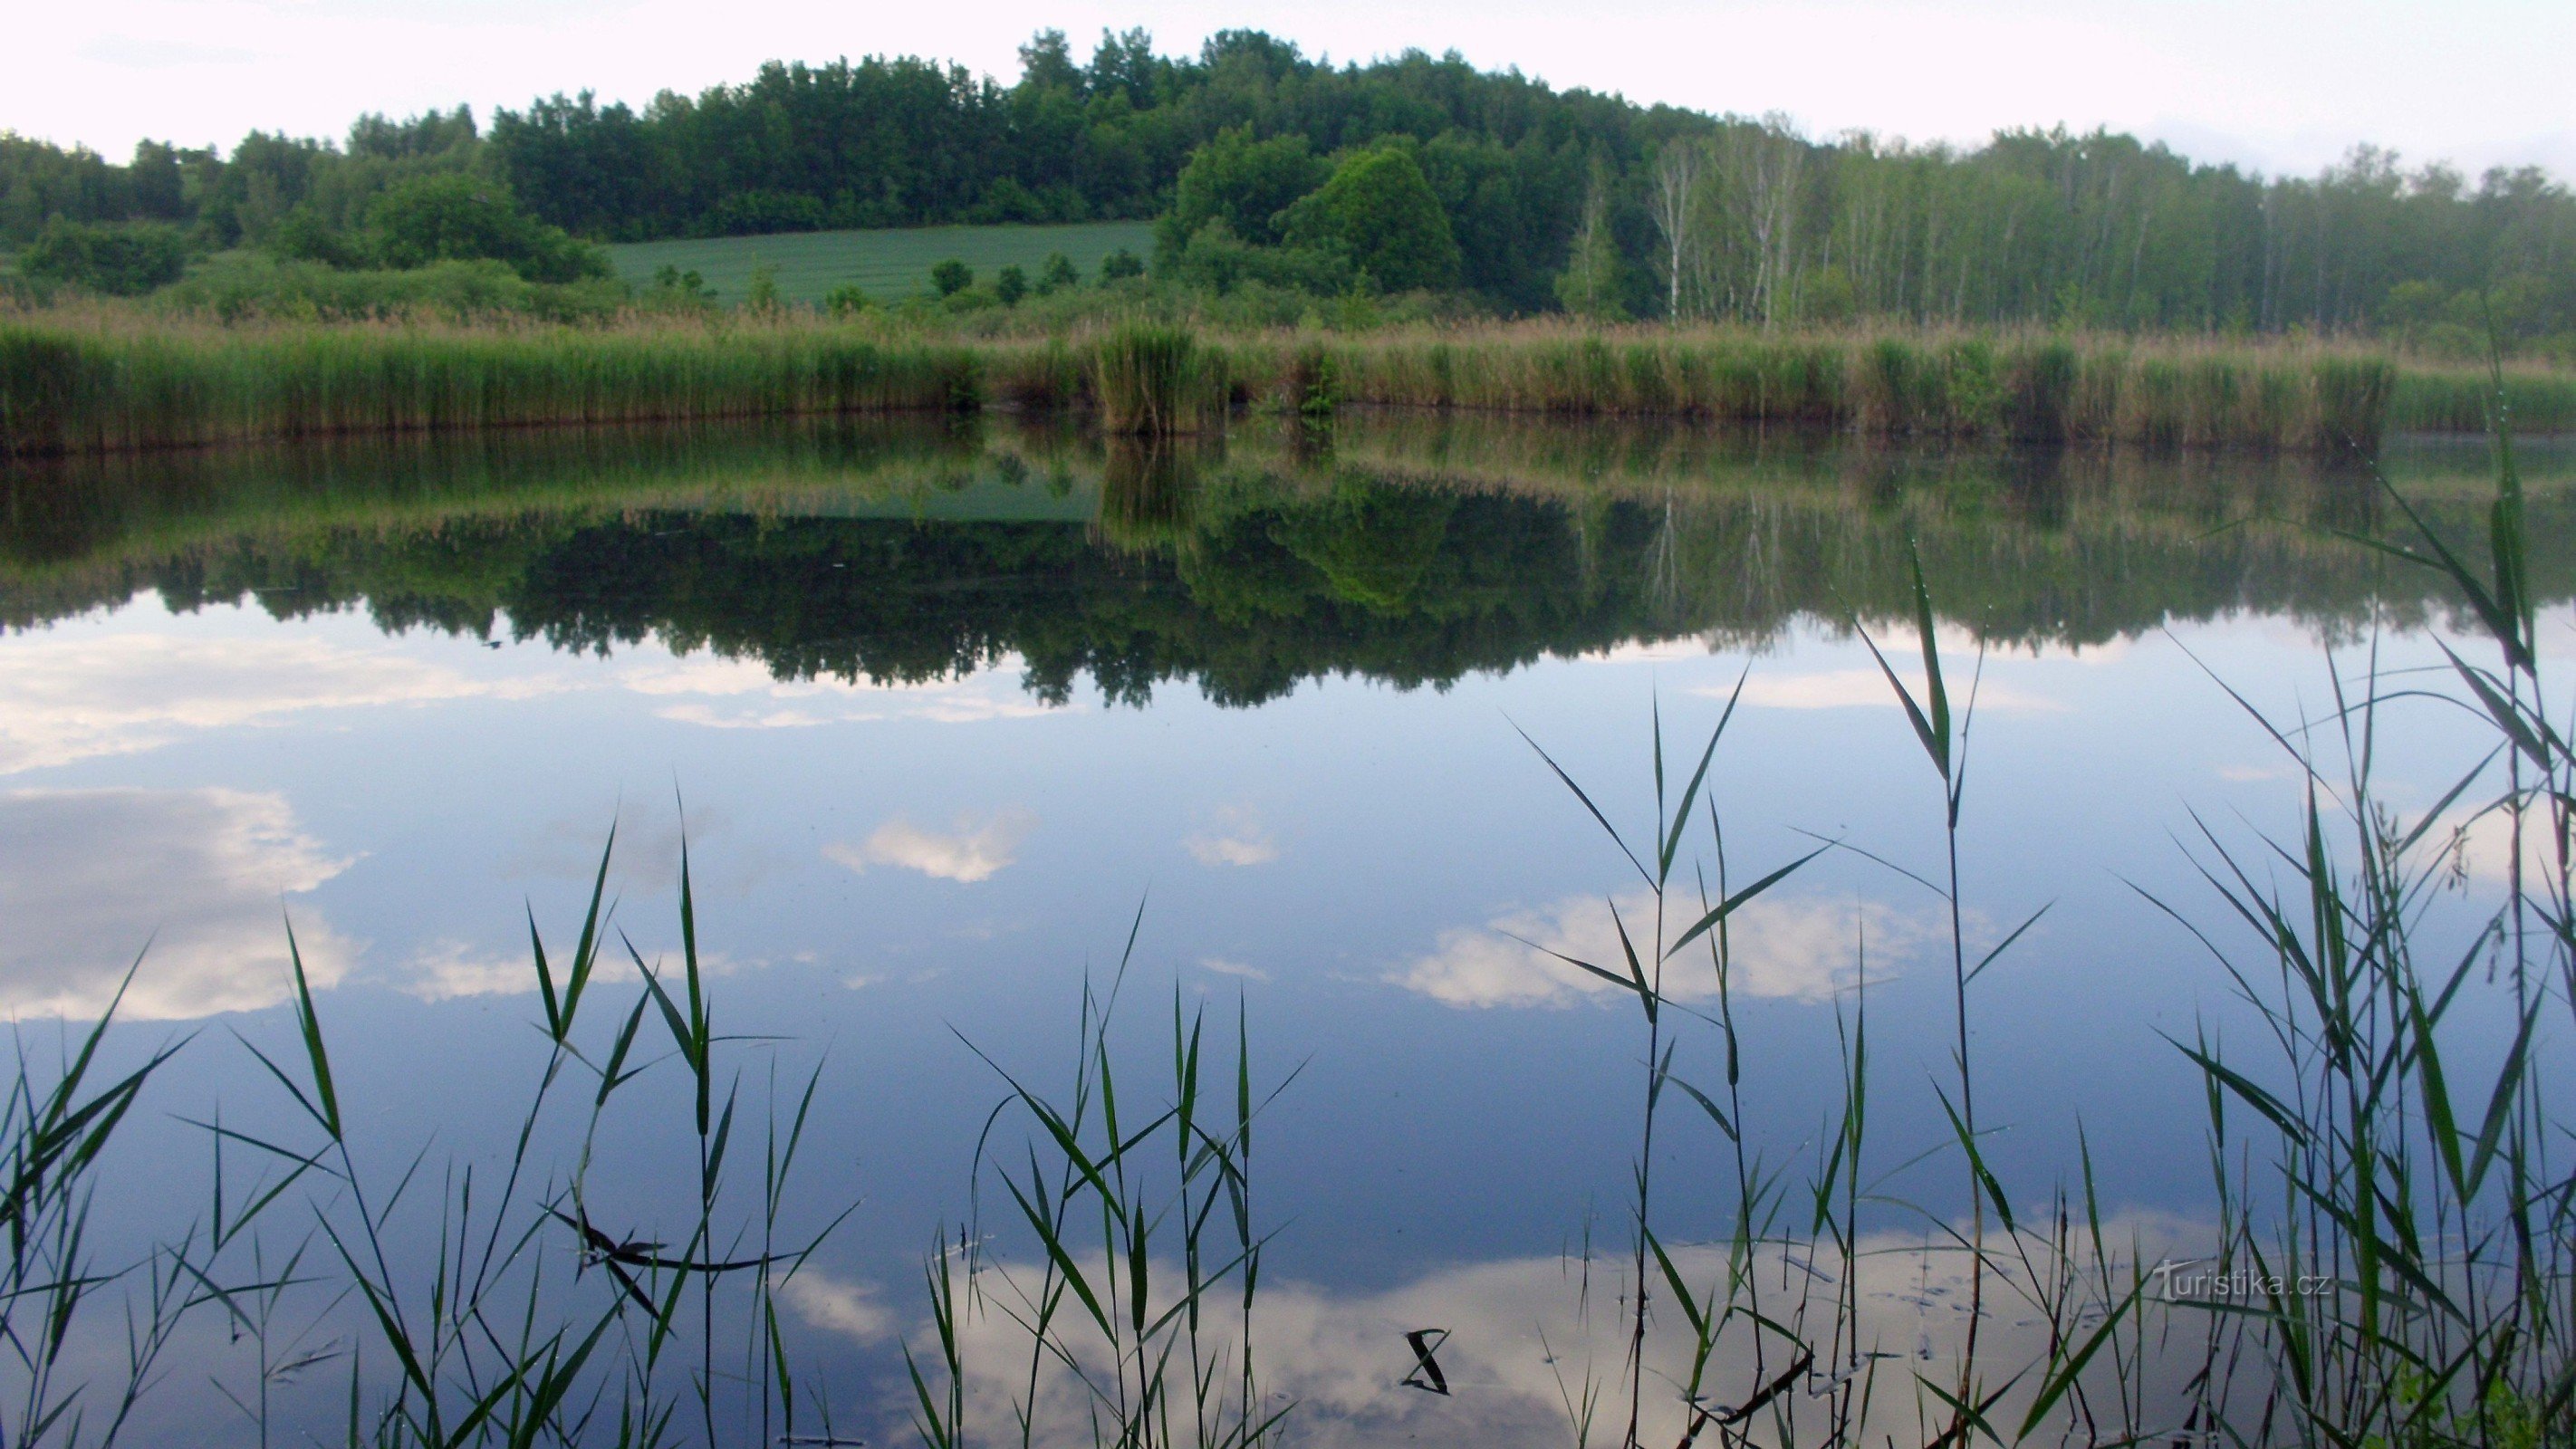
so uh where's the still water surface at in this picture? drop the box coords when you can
[2,417,2567,1444]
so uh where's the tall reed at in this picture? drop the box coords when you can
[0,313,979,456]
[10,311,2549,456]
[1091,323,1224,436]
[907,922,1285,1449]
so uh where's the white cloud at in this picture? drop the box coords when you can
[0,631,562,773]
[1185,806,1279,868]
[1199,957,1271,982]
[1389,890,1927,1009]
[0,788,358,1020]
[780,1271,895,1344]
[826,810,1037,884]
[622,657,1062,728]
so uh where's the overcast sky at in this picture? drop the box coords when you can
[6,0,2570,182]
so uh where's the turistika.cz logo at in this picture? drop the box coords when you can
[2149,1259,2333,1301]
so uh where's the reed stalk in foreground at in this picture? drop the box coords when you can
[904,914,1288,1449]
[1515,688,1827,1448]
[2139,369,2575,1446]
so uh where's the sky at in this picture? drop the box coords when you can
[5,0,2571,182]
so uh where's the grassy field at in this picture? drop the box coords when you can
[604,220,1154,303]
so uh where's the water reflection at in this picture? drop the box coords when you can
[0,787,354,1018]
[924,1220,2220,1449]
[0,417,2564,1445]
[5,417,2565,715]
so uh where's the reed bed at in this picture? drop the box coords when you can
[1225,327,2419,449]
[1091,321,1229,436]
[0,312,979,456]
[5,307,2565,458]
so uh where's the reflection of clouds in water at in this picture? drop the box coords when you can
[917,1217,2212,1449]
[1718,669,2065,714]
[622,657,1063,728]
[781,1271,896,1345]
[391,939,653,1002]
[0,632,562,772]
[1389,891,1928,1008]
[397,941,532,1002]
[0,788,357,1020]
[826,810,1037,884]
[2435,803,2561,888]
[1186,805,1279,867]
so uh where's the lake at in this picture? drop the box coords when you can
[2,416,2566,1447]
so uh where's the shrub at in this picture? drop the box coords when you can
[20,219,190,296]
[152,253,627,322]
[1038,252,1080,293]
[930,259,974,296]
[1171,219,1353,296]
[1098,248,1146,282]
[995,264,1028,306]
[369,174,610,283]
[824,282,873,317]
[1282,147,1460,293]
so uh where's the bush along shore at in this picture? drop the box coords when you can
[5,310,2571,456]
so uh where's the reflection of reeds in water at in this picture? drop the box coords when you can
[1095,436,1209,552]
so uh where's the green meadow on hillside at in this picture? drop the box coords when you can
[603,220,1152,303]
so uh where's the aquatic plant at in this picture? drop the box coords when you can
[1091,323,1224,436]
[8,307,2562,457]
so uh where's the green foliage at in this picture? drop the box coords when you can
[1098,246,1146,282]
[745,260,783,312]
[150,252,627,322]
[1554,168,1628,321]
[822,281,872,317]
[929,258,973,296]
[1283,147,1461,293]
[994,263,1028,305]
[5,35,2576,329]
[1156,127,1326,264]
[1169,218,1353,295]
[1038,250,1080,293]
[19,219,190,296]
[367,172,609,283]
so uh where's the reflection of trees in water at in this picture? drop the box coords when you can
[0,417,2567,707]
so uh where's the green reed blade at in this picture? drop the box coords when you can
[1964,902,2053,986]
[1512,722,1649,886]
[284,919,342,1143]
[1666,845,1826,961]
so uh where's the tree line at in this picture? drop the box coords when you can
[2,27,2570,348]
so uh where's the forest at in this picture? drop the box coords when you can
[2,26,2572,350]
